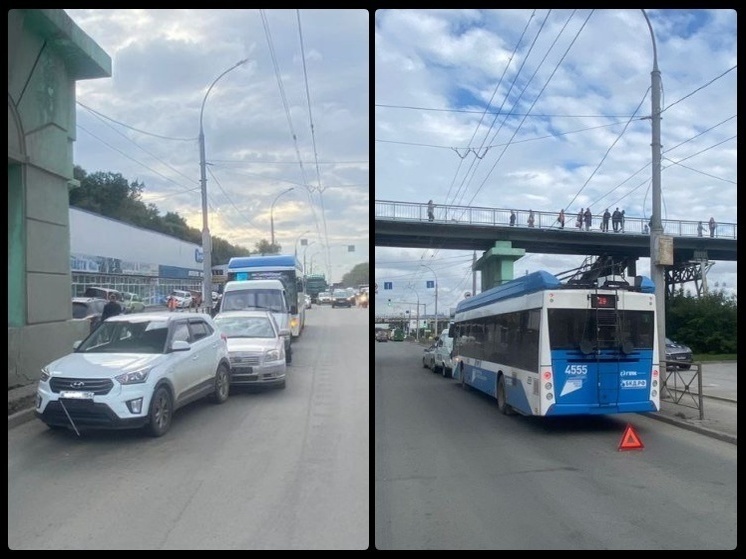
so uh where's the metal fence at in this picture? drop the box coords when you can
[375,200,737,239]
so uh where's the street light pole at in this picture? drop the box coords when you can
[270,187,295,248]
[406,286,420,341]
[420,263,438,337]
[294,230,311,258]
[303,241,316,273]
[199,58,247,311]
[641,9,666,370]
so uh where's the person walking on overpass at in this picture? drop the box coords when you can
[697,221,704,237]
[528,209,535,227]
[427,199,435,222]
[620,209,626,233]
[557,209,565,229]
[510,210,516,226]
[612,208,621,232]
[602,209,611,232]
[576,208,583,229]
[709,216,717,237]
[584,207,592,231]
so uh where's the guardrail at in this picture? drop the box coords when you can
[375,200,737,240]
[661,361,704,419]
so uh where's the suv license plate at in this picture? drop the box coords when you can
[60,391,95,400]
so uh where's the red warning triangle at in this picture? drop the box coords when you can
[618,424,644,451]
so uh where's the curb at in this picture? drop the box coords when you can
[648,411,737,446]
[8,407,36,430]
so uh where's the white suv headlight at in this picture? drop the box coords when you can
[39,367,51,383]
[265,349,281,361]
[115,367,152,385]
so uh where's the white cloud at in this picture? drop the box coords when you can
[67,8,369,284]
[375,9,737,313]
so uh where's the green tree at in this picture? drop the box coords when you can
[254,239,281,255]
[666,288,737,354]
[341,262,369,288]
[70,165,252,257]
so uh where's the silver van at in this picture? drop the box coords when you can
[218,280,293,363]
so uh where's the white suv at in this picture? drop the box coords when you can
[35,312,231,437]
[433,327,455,378]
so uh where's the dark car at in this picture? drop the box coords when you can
[376,330,388,342]
[83,286,124,313]
[331,289,352,308]
[72,297,107,333]
[665,337,693,370]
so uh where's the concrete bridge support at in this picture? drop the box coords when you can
[473,241,526,292]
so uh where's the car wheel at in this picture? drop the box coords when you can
[147,385,173,437]
[442,365,450,379]
[496,374,515,415]
[681,364,691,370]
[286,347,292,364]
[212,364,230,404]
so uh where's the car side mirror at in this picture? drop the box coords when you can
[170,340,190,352]
[279,328,291,338]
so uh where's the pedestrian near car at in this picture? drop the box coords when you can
[167,295,177,312]
[102,293,122,321]
[584,207,592,231]
[602,209,611,232]
[557,209,565,229]
[528,209,535,227]
[697,221,704,237]
[709,216,716,237]
[427,199,435,222]
[509,210,516,226]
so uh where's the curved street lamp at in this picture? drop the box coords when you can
[640,9,666,367]
[199,58,248,310]
[270,187,295,247]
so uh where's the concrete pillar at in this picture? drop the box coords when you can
[473,241,526,291]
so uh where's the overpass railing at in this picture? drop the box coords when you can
[375,200,737,239]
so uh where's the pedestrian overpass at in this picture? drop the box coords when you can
[375,200,737,295]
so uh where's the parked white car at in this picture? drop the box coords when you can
[169,289,193,308]
[35,312,231,437]
[214,310,288,389]
[433,327,455,378]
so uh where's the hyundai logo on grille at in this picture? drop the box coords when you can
[71,381,86,388]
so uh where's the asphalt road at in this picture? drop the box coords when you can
[374,340,737,550]
[8,305,369,550]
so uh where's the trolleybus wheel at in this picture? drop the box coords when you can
[496,374,515,415]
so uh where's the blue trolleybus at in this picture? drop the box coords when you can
[450,271,661,416]
[226,254,306,338]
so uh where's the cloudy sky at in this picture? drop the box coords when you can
[374,9,736,319]
[66,9,369,285]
